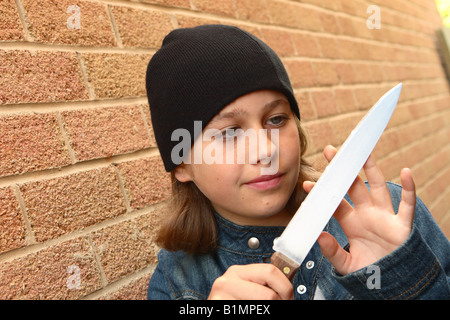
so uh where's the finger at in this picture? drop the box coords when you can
[236,264,294,300]
[347,174,372,210]
[324,145,372,210]
[332,196,354,224]
[303,179,354,228]
[398,168,416,225]
[233,280,284,300]
[323,145,337,163]
[318,232,351,276]
[210,272,283,300]
[302,180,315,193]
[363,154,393,211]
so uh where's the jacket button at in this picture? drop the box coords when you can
[297,285,307,294]
[247,237,260,249]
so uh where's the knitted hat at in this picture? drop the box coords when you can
[146,24,299,172]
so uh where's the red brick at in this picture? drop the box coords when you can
[407,99,437,119]
[0,113,72,177]
[91,211,163,283]
[310,89,339,118]
[334,62,356,84]
[368,64,386,82]
[175,14,220,28]
[353,86,385,110]
[141,0,191,9]
[333,88,358,113]
[261,28,296,57]
[329,113,362,145]
[19,167,126,242]
[373,130,400,159]
[428,181,450,226]
[0,0,24,41]
[305,151,328,173]
[81,53,151,99]
[141,104,157,147]
[377,152,404,182]
[319,11,340,34]
[304,120,338,153]
[339,0,367,18]
[418,167,450,212]
[0,237,102,299]
[22,0,115,46]
[296,5,323,31]
[0,187,26,254]
[295,91,316,121]
[315,35,341,59]
[191,0,236,17]
[284,60,317,88]
[351,62,376,84]
[311,61,340,86]
[388,104,413,128]
[396,118,430,147]
[61,105,152,162]
[336,15,357,37]
[266,0,301,29]
[99,273,152,300]
[234,0,271,23]
[337,38,369,60]
[383,65,406,82]
[301,0,343,11]
[351,18,373,39]
[116,156,171,210]
[291,33,321,58]
[112,6,174,49]
[0,50,89,104]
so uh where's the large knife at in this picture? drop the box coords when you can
[271,83,403,280]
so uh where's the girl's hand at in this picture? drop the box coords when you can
[208,264,294,300]
[304,145,416,276]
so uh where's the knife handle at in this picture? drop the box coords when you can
[270,252,300,281]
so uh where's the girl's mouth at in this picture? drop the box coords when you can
[244,173,284,190]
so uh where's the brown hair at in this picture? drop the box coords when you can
[155,118,318,254]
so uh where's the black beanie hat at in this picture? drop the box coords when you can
[146,24,299,172]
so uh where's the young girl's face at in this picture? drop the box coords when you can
[174,90,301,226]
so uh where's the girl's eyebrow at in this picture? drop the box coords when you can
[210,98,288,124]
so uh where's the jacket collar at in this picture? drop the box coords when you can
[214,212,285,256]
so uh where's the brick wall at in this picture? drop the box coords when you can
[0,0,449,300]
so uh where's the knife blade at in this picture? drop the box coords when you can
[271,83,403,280]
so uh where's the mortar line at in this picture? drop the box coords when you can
[0,97,149,115]
[12,185,36,245]
[106,4,124,48]
[0,201,167,264]
[93,0,439,40]
[76,52,96,100]
[82,263,157,300]
[14,0,33,42]
[1,2,440,56]
[112,165,132,213]
[56,112,78,164]
[88,234,109,287]
[0,147,160,188]
[138,104,154,146]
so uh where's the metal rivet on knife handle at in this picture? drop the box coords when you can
[270,252,300,281]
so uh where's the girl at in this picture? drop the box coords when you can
[145,24,450,300]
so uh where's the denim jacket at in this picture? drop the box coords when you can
[148,182,450,300]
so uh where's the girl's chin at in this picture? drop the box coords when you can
[216,201,291,226]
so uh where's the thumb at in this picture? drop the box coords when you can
[318,232,350,275]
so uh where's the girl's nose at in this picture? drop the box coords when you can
[258,129,278,165]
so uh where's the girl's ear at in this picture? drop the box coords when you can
[173,163,193,183]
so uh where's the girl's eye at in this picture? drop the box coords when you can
[219,127,240,140]
[267,115,287,126]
